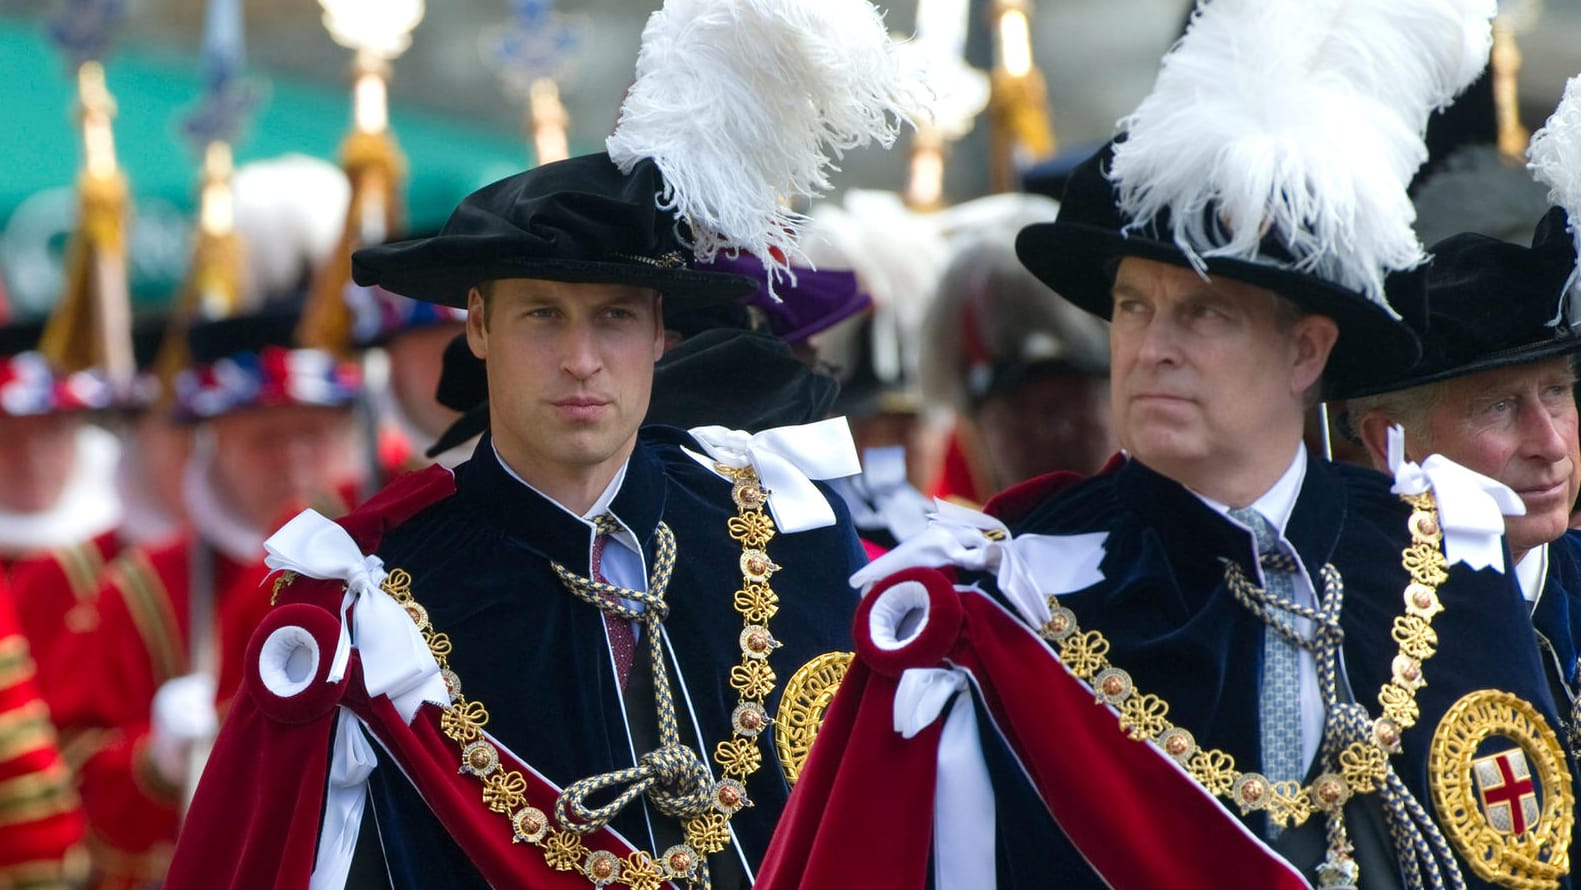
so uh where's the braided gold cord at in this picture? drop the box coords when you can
[380,462,784,890]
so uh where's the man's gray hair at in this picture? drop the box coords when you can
[1341,381,1448,446]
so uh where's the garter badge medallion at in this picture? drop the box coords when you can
[775,651,852,785]
[1429,690,1573,889]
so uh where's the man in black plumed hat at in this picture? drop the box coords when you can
[757,2,1574,886]
[163,0,925,877]
[1348,207,1581,755]
[163,145,872,890]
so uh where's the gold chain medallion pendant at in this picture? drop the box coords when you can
[375,461,790,889]
[1429,690,1573,889]
[775,651,853,785]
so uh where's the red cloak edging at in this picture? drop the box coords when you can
[165,466,673,890]
[755,567,1312,890]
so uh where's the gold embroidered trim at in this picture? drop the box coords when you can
[1035,489,1449,829]
[0,846,90,888]
[0,763,80,828]
[774,651,852,786]
[52,539,106,603]
[382,462,784,889]
[112,551,186,683]
[1429,690,1573,889]
[0,702,58,763]
[270,571,298,606]
[0,636,35,690]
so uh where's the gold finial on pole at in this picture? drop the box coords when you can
[298,0,421,356]
[1491,20,1528,162]
[529,77,570,166]
[987,0,1054,193]
[40,58,134,390]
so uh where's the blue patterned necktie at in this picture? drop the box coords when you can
[1228,507,1305,804]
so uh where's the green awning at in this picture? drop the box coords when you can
[0,16,547,314]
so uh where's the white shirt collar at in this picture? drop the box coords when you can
[490,441,631,529]
[1516,542,1548,605]
[1190,442,1308,536]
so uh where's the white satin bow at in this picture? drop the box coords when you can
[686,418,861,534]
[1387,425,1525,573]
[850,499,1107,628]
[263,509,449,722]
[846,446,934,542]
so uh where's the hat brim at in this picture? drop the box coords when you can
[353,246,757,312]
[1015,220,1423,397]
[1340,330,1581,399]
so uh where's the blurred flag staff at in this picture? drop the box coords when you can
[39,0,134,397]
[298,0,423,495]
[901,0,987,210]
[986,0,1054,193]
[483,0,584,167]
[153,0,258,396]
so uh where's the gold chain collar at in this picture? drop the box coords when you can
[379,462,782,890]
[1034,490,1448,831]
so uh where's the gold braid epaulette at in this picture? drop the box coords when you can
[1032,489,1450,828]
[377,461,786,890]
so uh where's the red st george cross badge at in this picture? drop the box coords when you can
[1473,747,1540,836]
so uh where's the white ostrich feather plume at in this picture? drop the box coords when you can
[1528,75,1581,323]
[1109,0,1495,312]
[606,0,923,289]
[232,154,350,307]
[803,190,947,386]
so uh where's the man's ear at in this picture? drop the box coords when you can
[1289,314,1339,396]
[1354,408,1397,473]
[466,288,488,360]
[651,292,667,361]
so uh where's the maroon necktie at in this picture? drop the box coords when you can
[590,513,637,690]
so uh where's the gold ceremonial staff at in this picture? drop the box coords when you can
[986,0,1054,194]
[1492,1,1540,162]
[154,0,257,399]
[296,0,423,357]
[40,31,134,393]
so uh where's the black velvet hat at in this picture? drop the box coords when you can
[645,329,840,432]
[352,154,757,311]
[0,321,44,358]
[187,310,299,365]
[1015,143,1424,394]
[175,307,363,422]
[1343,207,1581,398]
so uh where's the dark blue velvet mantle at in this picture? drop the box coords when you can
[348,428,864,889]
[972,454,1573,889]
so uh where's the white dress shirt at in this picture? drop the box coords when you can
[490,442,648,655]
